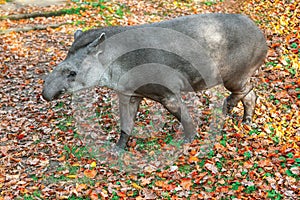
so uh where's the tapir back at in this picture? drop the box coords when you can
[90,13,267,93]
[148,14,267,85]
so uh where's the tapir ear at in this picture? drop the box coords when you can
[74,30,83,40]
[87,32,106,54]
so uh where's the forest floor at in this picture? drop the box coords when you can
[0,0,299,199]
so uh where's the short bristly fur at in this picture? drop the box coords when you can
[42,13,267,149]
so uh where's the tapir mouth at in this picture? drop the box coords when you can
[53,90,66,100]
[42,88,67,101]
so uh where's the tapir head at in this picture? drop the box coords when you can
[42,30,105,101]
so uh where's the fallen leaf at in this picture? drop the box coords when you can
[180,178,192,190]
[84,169,97,179]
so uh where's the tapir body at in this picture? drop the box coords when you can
[42,13,267,148]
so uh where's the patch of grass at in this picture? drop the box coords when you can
[243,151,252,160]
[202,0,218,6]
[231,181,241,190]
[178,164,192,174]
[63,144,96,160]
[244,185,257,194]
[74,20,86,26]
[68,196,89,200]
[267,189,283,200]
[22,190,42,200]
[77,176,96,186]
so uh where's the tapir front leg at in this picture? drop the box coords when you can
[116,94,142,148]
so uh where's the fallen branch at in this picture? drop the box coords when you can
[0,7,86,20]
[0,23,69,35]
[0,10,68,20]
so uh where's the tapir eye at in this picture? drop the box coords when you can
[68,71,77,78]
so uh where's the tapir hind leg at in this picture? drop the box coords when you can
[116,94,142,148]
[241,90,257,123]
[160,95,196,143]
[223,80,256,123]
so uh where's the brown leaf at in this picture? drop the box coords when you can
[143,188,157,199]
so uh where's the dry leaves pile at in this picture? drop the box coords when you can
[0,0,299,199]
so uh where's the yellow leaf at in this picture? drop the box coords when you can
[66,174,77,179]
[132,182,143,190]
[100,189,108,198]
[66,122,72,126]
[90,161,97,168]
[72,163,80,167]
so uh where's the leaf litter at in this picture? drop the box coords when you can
[0,0,299,199]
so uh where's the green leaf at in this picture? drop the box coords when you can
[231,182,241,190]
[286,169,294,177]
[244,151,252,160]
[244,185,256,194]
[290,42,298,48]
[264,172,273,177]
[241,170,248,176]
[220,139,226,147]
[267,190,283,199]
[287,152,294,158]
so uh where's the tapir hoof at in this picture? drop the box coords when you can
[242,116,252,124]
[222,98,235,116]
[183,134,195,144]
[116,130,130,149]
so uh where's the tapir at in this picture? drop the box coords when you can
[42,13,267,148]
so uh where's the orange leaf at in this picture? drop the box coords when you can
[190,149,197,156]
[90,190,98,200]
[117,191,126,197]
[165,183,176,191]
[258,159,271,167]
[214,143,226,151]
[180,178,192,190]
[155,180,165,188]
[194,172,208,184]
[84,169,97,179]
[188,156,199,163]
[217,186,229,193]
[58,155,65,162]
[76,183,87,192]
[243,161,253,168]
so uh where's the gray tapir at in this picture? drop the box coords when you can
[42,13,267,148]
